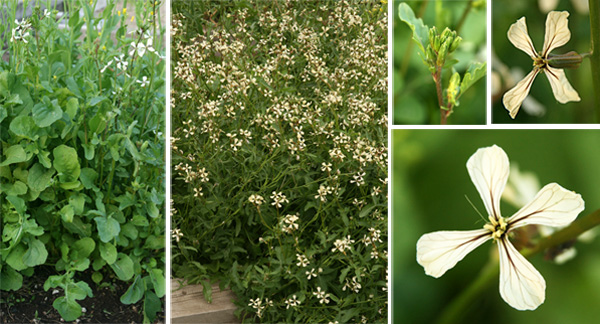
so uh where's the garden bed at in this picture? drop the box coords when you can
[171,280,238,324]
[0,266,165,324]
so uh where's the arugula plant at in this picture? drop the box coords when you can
[171,1,388,323]
[0,1,165,322]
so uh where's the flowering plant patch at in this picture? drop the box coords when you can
[170,1,388,323]
[0,1,165,322]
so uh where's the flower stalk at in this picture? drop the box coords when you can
[436,207,600,324]
[589,0,600,122]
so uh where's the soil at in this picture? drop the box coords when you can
[0,266,164,324]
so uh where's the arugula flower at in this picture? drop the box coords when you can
[502,11,580,118]
[416,145,584,310]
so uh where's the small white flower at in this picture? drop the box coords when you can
[312,287,330,304]
[136,76,150,87]
[270,191,289,208]
[416,145,584,310]
[284,295,301,309]
[249,194,265,206]
[114,54,129,71]
[171,228,184,242]
[296,253,309,267]
[503,11,580,118]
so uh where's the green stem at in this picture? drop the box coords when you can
[589,0,600,122]
[436,208,600,324]
[455,0,473,35]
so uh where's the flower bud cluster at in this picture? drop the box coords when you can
[426,27,462,69]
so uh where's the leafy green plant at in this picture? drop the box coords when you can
[395,1,486,124]
[170,1,388,323]
[0,1,165,322]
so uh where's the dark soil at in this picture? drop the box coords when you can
[0,266,164,324]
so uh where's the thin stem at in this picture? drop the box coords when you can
[433,66,446,124]
[455,0,474,35]
[589,0,600,122]
[436,207,600,324]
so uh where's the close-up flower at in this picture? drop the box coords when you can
[416,145,584,310]
[502,11,580,118]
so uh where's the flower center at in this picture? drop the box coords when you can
[533,55,547,70]
[483,215,507,240]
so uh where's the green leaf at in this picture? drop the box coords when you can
[53,296,82,321]
[65,77,82,98]
[60,205,75,223]
[6,196,26,216]
[9,116,39,140]
[65,98,79,120]
[91,272,103,284]
[120,275,144,304]
[89,96,107,107]
[94,216,121,243]
[68,281,93,300]
[72,237,96,260]
[53,145,81,182]
[23,238,48,267]
[149,269,165,298]
[69,194,86,215]
[398,3,429,54]
[6,244,28,271]
[0,145,27,166]
[32,98,63,127]
[99,242,118,264]
[27,163,55,192]
[459,62,487,98]
[143,291,161,323]
[147,203,159,218]
[110,253,134,281]
[201,280,212,303]
[0,266,23,291]
[80,168,98,189]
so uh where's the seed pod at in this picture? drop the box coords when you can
[547,51,583,69]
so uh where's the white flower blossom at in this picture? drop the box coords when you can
[284,295,301,309]
[312,287,330,304]
[172,228,184,242]
[136,76,150,87]
[416,145,584,310]
[503,11,580,118]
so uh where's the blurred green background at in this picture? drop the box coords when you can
[393,0,486,124]
[393,129,600,323]
[493,0,594,123]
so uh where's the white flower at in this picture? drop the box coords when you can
[312,287,330,304]
[114,54,129,71]
[416,145,584,310]
[270,191,289,208]
[248,194,265,206]
[284,295,301,309]
[136,76,150,87]
[171,228,184,242]
[502,11,580,119]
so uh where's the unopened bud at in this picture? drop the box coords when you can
[547,51,583,69]
[449,36,462,52]
[437,40,450,66]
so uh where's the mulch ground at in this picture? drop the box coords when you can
[0,266,164,324]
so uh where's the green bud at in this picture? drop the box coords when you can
[437,40,450,66]
[449,36,462,52]
[426,45,435,63]
[441,27,453,41]
[433,35,441,52]
[447,72,461,106]
[547,51,583,69]
[428,28,436,49]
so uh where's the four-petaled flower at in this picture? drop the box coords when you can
[503,11,580,118]
[416,145,584,310]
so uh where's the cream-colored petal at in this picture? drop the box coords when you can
[416,229,491,278]
[508,183,584,229]
[542,11,571,57]
[539,0,559,13]
[498,238,545,311]
[502,69,539,119]
[507,17,538,58]
[466,145,510,219]
[544,66,580,103]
